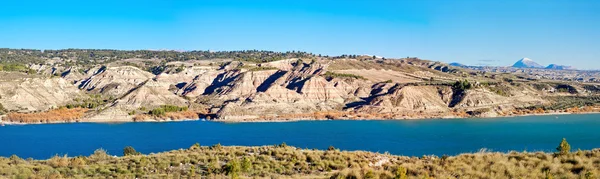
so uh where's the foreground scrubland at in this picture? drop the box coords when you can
[1,142,598,179]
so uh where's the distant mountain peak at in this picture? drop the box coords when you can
[546,64,575,70]
[449,62,465,67]
[520,57,533,62]
[512,58,544,68]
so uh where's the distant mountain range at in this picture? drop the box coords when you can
[450,58,575,70]
[545,64,574,70]
[511,58,575,70]
[449,62,466,67]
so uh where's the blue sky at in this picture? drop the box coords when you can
[1,0,599,69]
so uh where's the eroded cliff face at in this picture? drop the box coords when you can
[204,60,549,121]
[209,62,349,120]
[75,66,192,121]
[455,89,510,108]
[170,67,222,97]
[0,57,553,123]
[215,70,280,99]
[0,76,84,112]
[76,66,154,97]
[366,86,451,112]
[113,80,189,110]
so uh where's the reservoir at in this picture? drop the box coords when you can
[2,114,600,159]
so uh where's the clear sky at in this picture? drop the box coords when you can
[1,0,599,69]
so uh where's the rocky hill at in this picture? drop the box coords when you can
[0,49,598,124]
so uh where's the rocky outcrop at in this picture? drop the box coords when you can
[113,80,188,110]
[330,79,371,98]
[177,70,223,98]
[84,107,133,122]
[253,85,304,103]
[0,76,83,112]
[60,66,87,84]
[454,88,512,108]
[157,66,220,87]
[76,66,154,97]
[212,62,350,120]
[360,85,450,113]
[261,59,298,71]
[215,70,280,99]
[298,76,345,103]
[214,99,330,121]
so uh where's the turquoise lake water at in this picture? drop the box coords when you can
[1,114,600,159]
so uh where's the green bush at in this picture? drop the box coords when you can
[523,96,600,111]
[223,159,241,178]
[557,138,571,155]
[149,108,165,116]
[453,80,472,90]
[0,103,7,115]
[123,146,141,156]
[396,166,408,179]
[148,105,188,116]
[241,157,252,173]
[248,66,278,71]
[0,63,29,72]
[65,94,108,109]
[175,65,185,73]
[323,71,366,80]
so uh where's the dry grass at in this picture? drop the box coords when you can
[0,144,598,178]
[5,108,87,123]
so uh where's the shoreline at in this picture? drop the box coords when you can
[0,143,594,160]
[212,110,600,123]
[0,117,204,126]
[2,111,600,126]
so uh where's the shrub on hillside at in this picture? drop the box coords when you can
[0,62,31,73]
[223,159,241,178]
[248,66,278,71]
[322,71,366,80]
[557,138,571,155]
[123,146,141,156]
[453,80,472,90]
[0,103,7,115]
[149,105,188,116]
